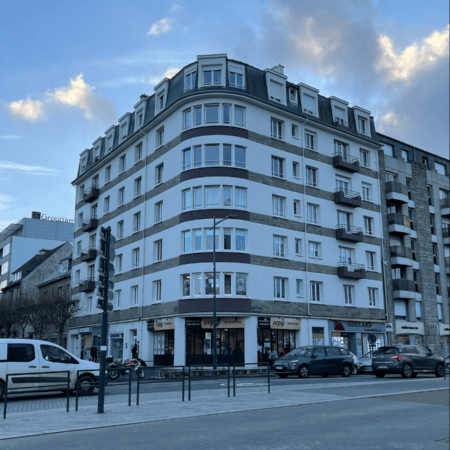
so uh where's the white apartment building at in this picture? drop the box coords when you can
[68,54,387,365]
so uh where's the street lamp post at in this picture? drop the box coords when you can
[211,214,237,368]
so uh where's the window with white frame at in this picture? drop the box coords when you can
[116,254,122,273]
[235,187,246,208]
[229,71,243,88]
[77,212,83,229]
[131,285,139,306]
[154,201,163,223]
[153,280,162,302]
[183,148,191,170]
[364,216,374,235]
[307,203,320,224]
[157,93,165,112]
[296,279,303,296]
[359,150,370,168]
[182,274,191,297]
[137,111,144,127]
[87,296,93,313]
[183,230,192,253]
[185,71,197,91]
[334,106,346,124]
[118,187,125,206]
[366,251,376,271]
[104,196,110,215]
[205,104,219,123]
[435,162,446,176]
[368,288,377,306]
[269,80,284,103]
[75,270,81,284]
[272,156,285,178]
[103,165,111,184]
[106,134,113,152]
[117,220,124,239]
[205,186,220,207]
[135,143,142,163]
[115,289,121,309]
[302,93,316,115]
[154,239,162,262]
[274,277,287,299]
[293,199,301,217]
[309,241,321,258]
[357,116,368,135]
[291,124,299,138]
[273,235,286,258]
[310,281,322,302]
[90,203,98,218]
[234,106,245,126]
[134,177,142,197]
[133,212,141,232]
[362,183,371,201]
[89,233,96,248]
[119,154,126,173]
[183,108,192,130]
[194,105,202,125]
[295,238,302,256]
[437,303,443,322]
[306,166,318,187]
[78,185,84,202]
[344,285,354,305]
[223,104,231,123]
[339,247,353,265]
[182,189,192,211]
[382,143,394,157]
[76,241,82,257]
[271,119,283,140]
[155,163,163,185]
[272,195,286,218]
[132,248,140,269]
[305,131,316,151]
[203,69,221,85]
[293,162,300,179]
[415,302,421,320]
[289,88,297,103]
[205,144,220,165]
[156,127,164,147]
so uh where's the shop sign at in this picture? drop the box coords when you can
[395,321,424,336]
[201,317,244,329]
[258,317,271,329]
[439,323,450,336]
[154,318,174,331]
[147,320,154,331]
[78,327,92,333]
[270,317,301,330]
[185,318,202,329]
[385,323,393,331]
[333,321,385,333]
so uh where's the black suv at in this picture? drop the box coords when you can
[372,346,445,378]
[273,345,354,378]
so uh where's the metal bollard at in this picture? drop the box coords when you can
[128,369,132,407]
[3,376,9,419]
[182,367,185,402]
[66,371,70,412]
[233,364,236,397]
[188,366,191,401]
[227,365,230,398]
[136,370,140,406]
[75,372,79,412]
[267,363,270,394]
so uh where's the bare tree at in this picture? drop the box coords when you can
[14,294,32,338]
[0,297,15,337]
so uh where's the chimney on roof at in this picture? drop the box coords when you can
[271,64,284,75]
[38,249,51,255]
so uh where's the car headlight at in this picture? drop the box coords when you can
[288,360,298,365]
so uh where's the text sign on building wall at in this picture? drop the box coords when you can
[270,318,301,330]
[334,321,386,333]
[201,317,244,329]
[154,318,174,331]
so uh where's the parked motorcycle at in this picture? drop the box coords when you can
[106,356,147,381]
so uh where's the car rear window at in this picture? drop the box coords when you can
[374,347,399,355]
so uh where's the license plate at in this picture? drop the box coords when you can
[275,366,283,370]
[378,365,388,369]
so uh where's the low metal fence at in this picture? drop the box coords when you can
[3,370,71,419]
[232,363,271,397]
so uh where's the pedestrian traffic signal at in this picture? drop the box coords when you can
[96,226,116,312]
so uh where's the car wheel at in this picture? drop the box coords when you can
[375,373,385,378]
[402,363,413,379]
[298,365,310,378]
[435,363,444,378]
[352,366,358,376]
[342,365,351,377]
[78,375,96,395]
[277,374,288,379]
[0,381,4,401]
[108,369,119,381]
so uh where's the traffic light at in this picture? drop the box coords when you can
[96,226,116,312]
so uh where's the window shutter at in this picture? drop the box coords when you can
[394,300,407,316]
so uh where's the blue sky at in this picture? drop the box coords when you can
[0,0,448,231]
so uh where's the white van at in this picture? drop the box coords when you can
[0,339,100,400]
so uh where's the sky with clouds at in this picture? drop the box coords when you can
[0,0,448,231]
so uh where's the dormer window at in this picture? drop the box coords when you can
[158,94,165,110]
[302,94,316,115]
[334,107,346,125]
[60,260,69,273]
[106,134,113,152]
[121,124,127,140]
[353,106,371,136]
[269,80,283,103]
[138,113,143,127]
[81,157,87,172]
[229,71,243,88]
[185,71,197,91]
[299,83,319,117]
[357,116,367,134]
[289,88,297,103]
[13,271,22,281]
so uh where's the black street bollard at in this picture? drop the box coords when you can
[267,363,270,394]
[227,365,230,398]
[188,366,191,401]
[128,369,132,407]
[75,372,79,412]
[233,364,236,397]
[136,370,140,406]
[66,371,70,412]
[3,376,8,419]
[182,367,185,402]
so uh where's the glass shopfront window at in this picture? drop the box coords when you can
[396,334,410,345]
[312,327,324,345]
[154,330,174,366]
[257,329,296,363]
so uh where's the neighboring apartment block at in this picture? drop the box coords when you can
[378,135,450,355]
[0,213,74,295]
[68,54,388,365]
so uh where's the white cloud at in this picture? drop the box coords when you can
[379,112,400,129]
[164,67,180,79]
[0,135,21,139]
[0,193,14,210]
[147,17,176,36]
[6,74,116,123]
[169,3,183,13]
[376,24,449,83]
[0,161,58,175]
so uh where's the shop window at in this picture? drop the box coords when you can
[312,327,324,345]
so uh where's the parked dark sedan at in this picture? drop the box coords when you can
[372,346,445,378]
[273,345,354,378]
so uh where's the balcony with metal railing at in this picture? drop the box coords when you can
[333,118,351,130]
[334,188,362,207]
[446,256,450,275]
[80,247,98,262]
[81,216,98,232]
[386,182,409,204]
[390,246,413,267]
[440,197,450,217]
[78,277,96,293]
[337,262,366,279]
[335,224,364,242]
[393,279,416,298]
[388,213,411,235]
[332,152,360,173]
[443,224,450,245]
[83,185,100,203]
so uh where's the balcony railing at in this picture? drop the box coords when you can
[388,214,411,227]
[80,247,98,262]
[333,118,351,129]
[390,246,413,259]
[443,224,450,239]
[440,197,450,209]
[385,182,409,204]
[78,278,96,293]
[334,188,362,207]
[335,224,364,242]
[337,262,366,279]
[82,185,100,203]
[392,279,415,292]
[445,256,450,268]
[332,152,360,173]
[81,216,98,232]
